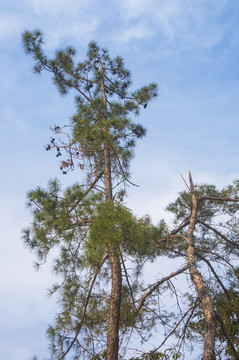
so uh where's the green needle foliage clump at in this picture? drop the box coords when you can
[86,202,161,266]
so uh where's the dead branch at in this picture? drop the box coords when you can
[196,247,239,281]
[197,219,239,249]
[199,196,239,202]
[195,252,230,299]
[153,304,196,352]
[136,264,189,311]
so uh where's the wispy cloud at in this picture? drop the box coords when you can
[121,0,150,20]
[119,0,229,50]
[24,0,90,15]
[0,0,99,50]
[113,22,153,42]
[0,13,23,45]
[43,19,99,49]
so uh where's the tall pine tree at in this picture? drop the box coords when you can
[22,30,159,360]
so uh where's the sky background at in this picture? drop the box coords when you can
[1,0,239,359]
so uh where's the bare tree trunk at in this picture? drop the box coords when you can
[187,172,216,360]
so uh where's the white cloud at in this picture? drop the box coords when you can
[113,22,153,42]
[119,0,229,50]
[121,0,150,20]
[154,0,228,46]
[25,0,90,15]
[0,14,23,44]
[44,19,99,49]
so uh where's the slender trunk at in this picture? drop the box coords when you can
[100,72,122,359]
[107,243,122,360]
[104,145,122,360]
[104,146,112,202]
[187,172,216,360]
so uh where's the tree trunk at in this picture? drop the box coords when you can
[187,173,216,360]
[104,145,122,360]
[101,70,122,359]
[107,243,122,360]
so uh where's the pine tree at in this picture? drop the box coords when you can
[22,30,159,360]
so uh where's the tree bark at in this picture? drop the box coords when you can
[187,173,216,360]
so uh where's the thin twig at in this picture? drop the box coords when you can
[197,219,239,248]
[153,305,195,352]
[136,264,189,311]
[181,173,190,191]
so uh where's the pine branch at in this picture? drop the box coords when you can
[121,254,137,311]
[69,171,104,213]
[156,217,190,244]
[216,312,239,360]
[186,172,216,360]
[43,62,93,102]
[199,196,239,202]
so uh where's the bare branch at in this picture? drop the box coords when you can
[197,219,239,249]
[156,218,190,244]
[199,196,239,202]
[136,264,189,311]
[196,247,239,281]
[121,255,137,311]
[177,298,199,354]
[153,304,196,352]
[195,252,230,299]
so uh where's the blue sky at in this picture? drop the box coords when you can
[1,0,239,359]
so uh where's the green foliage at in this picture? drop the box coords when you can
[166,184,221,223]
[85,202,163,266]
[23,179,102,262]
[188,283,239,358]
[22,30,157,179]
[215,287,239,342]
[23,178,164,358]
